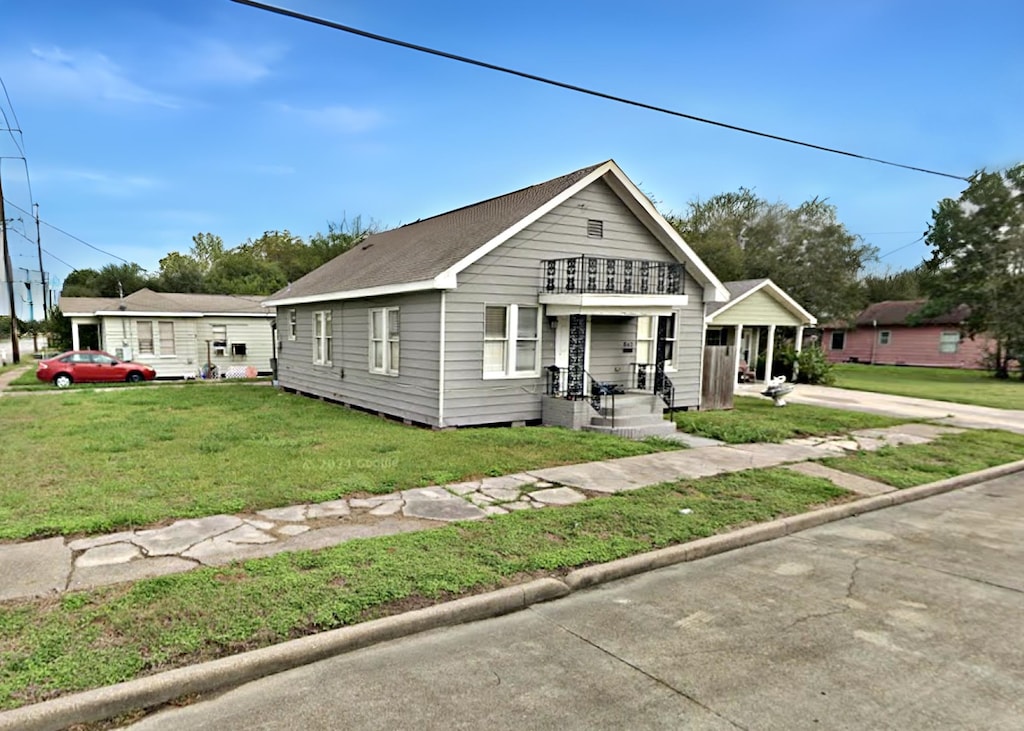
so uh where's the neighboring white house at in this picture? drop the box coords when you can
[264,160,729,431]
[59,288,275,379]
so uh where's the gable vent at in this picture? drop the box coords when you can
[586,219,604,238]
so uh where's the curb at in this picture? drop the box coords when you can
[4,459,1023,731]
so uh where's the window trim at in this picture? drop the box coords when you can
[211,323,228,357]
[878,330,891,346]
[938,330,961,354]
[482,304,541,379]
[287,309,297,341]
[158,320,176,357]
[313,310,333,366]
[369,307,399,376]
[137,320,154,355]
[830,330,846,351]
[636,314,677,371]
[705,328,726,347]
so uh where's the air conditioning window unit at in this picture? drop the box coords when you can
[115,347,133,361]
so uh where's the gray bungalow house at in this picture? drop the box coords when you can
[264,160,727,430]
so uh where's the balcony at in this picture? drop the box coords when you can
[539,257,687,315]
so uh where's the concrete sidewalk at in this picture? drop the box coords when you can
[0,422,961,603]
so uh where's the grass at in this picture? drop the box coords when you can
[0,467,849,711]
[821,428,1024,488]
[832,363,1024,410]
[673,396,907,443]
[0,386,681,540]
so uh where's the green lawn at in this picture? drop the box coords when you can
[0,467,849,711]
[832,363,1024,410]
[0,386,680,540]
[2,413,1023,712]
[673,396,907,443]
[821,428,1024,488]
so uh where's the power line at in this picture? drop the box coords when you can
[878,235,925,259]
[2,197,129,263]
[231,0,970,182]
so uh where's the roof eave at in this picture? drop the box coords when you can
[263,277,451,308]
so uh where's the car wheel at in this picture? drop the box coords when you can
[126,372,143,383]
[53,373,73,389]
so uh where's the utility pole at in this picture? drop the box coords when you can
[0,168,20,363]
[34,203,46,313]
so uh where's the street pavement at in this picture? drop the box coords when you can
[127,471,1024,731]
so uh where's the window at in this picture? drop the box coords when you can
[705,328,726,346]
[369,307,399,375]
[288,309,297,340]
[939,331,961,354]
[137,321,154,354]
[314,311,333,366]
[879,330,891,346]
[212,324,228,356]
[636,315,676,368]
[158,321,175,356]
[830,330,846,351]
[231,343,247,356]
[483,305,539,377]
[586,219,604,238]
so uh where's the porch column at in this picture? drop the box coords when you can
[733,324,744,385]
[567,313,587,398]
[72,321,81,350]
[764,324,776,383]
[793,325,805,380]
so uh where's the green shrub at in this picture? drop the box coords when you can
[778,344,835,385]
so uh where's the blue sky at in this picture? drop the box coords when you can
[1,0,1021,293]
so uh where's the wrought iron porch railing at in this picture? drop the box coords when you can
[545,365,620,422]
[540,257,684,295]
[632,362,676,411]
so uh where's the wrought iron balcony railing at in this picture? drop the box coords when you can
[540,256,684,295]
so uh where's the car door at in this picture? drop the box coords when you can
[67,353,99,382]
[91,353,121,382]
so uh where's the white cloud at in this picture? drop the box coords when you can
[173,39,283,86]
[25,46,179,108]
[278,103,384,134]
[36,167,161,196]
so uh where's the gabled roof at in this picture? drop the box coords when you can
[832,299,970,328]
[264,160,727,306]
[60,288,270,317]
[705,278,817,325]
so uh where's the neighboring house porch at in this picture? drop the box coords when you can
[704,279,817,387]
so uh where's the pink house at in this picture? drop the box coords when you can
[821,300,992,369]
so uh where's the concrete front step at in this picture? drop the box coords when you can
[582,421,679,439]
[589,413,673,428]
[595,394,663,417]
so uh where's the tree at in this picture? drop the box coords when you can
[153,251,206,293]
[60,268,101,297]
[204,250,287,295]
[859,265,934,304]
[668,191,876,321]
[923,164,1024,378]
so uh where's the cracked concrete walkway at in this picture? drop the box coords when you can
[0,423,961,603]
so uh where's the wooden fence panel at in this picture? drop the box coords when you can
[701,345,734,411]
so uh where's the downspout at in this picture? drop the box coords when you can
[438,290,446,428]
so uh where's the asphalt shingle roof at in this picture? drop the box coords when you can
[704,279,770,316]
[269,162,606,301]
[850,300,969,327]
[60,289,268,316]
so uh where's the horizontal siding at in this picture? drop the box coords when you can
[588,317,635,387]
[444,179,706,424]
[277,292,441,425]
[97,315,274,379]
[710,291,804,327]
[823,326,991,368]
[673,275,702,408]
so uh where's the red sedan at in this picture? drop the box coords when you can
[36,350,157,388]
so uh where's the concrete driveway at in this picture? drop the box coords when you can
[128,473,1024,731]
[739,382,1024,433]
